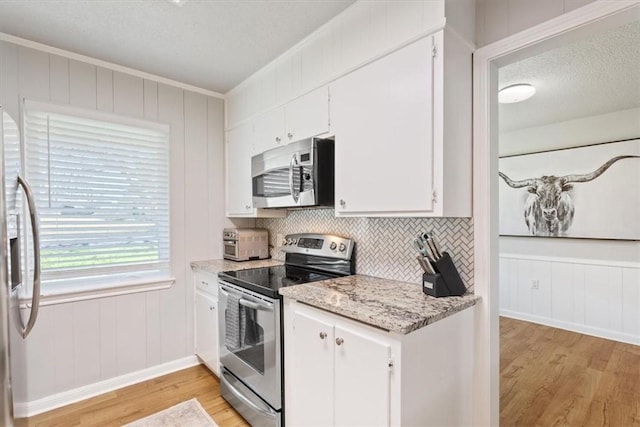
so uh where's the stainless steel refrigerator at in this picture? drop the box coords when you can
[1,107,42,426]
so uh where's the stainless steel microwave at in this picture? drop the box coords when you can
[251,137,334,209]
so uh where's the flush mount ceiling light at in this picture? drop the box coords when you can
[498,83,536,104]
[167,0,188,6]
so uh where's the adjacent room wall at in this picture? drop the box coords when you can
[0,39,248,413]
[498,109,640,344]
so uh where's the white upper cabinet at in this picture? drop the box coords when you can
[331,37,435,216]
[225,122,254,216]
[252,86,330,156]
[285,86,330,143]
[253,105,285,155]
[225,122,286,218]
[332,30,472,217]
[224,0,474,218]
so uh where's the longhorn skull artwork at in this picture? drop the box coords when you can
[499,155,640,237]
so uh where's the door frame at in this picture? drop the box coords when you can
[471,2,640,425]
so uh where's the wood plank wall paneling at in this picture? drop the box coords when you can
[499,256,640,345]
[0,40,224,404]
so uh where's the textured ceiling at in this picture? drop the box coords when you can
[0,0,355,93]
[499,20,640,132]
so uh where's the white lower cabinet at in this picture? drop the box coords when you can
[195,272,219,376]
[284,299,475,426]
[288,307,391,426]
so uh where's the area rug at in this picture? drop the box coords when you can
[124,398,218,427]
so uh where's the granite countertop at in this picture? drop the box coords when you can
[190,258,283,275]
[279,275,480,335]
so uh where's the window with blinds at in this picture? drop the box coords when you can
[24,101,170,282]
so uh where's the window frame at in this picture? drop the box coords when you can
[22,100,173,297]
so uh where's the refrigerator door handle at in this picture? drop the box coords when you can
[17,175,41,338]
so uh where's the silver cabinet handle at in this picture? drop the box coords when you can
[245,205,251,210]
[340,199,346,207]
[335,337,344,346]
[275,136,281,143]
[287,132,293,139]
[209,306,215,311]
[17,175,41,338]
[288,153,300,203]
[319,331,327,339]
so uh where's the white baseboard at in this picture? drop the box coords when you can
[15,355,201,418]
[500,309,640,346]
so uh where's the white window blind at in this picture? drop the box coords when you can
[24,101,170,282]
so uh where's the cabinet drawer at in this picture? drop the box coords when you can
[195,271,218,296]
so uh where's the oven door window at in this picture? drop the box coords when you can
[224,299,266,374]
[224,241,237,257]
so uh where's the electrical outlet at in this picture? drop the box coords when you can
[531,279,540,290]
[276,233,284,247]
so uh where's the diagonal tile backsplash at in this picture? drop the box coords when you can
[257,209,474,292]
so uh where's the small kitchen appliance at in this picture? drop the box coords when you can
[223,228,269,262]
[251,137,335,209]
[217,233,355,427]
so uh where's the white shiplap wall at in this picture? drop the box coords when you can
[499,255,640,345]
[475,0,597,47]
[0,40,238,413]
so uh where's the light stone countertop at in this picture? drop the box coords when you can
[279,275,480,335]
[190,258,284,275]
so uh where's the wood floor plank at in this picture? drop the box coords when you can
[501,317,640,427]
[25,365,249,427]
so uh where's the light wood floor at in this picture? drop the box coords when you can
[25,318,640,426]
[501,317,640,426]
[25,364,249,427]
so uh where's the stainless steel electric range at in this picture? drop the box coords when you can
[217,233,355,427]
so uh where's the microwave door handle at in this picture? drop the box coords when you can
[288,153,300,203]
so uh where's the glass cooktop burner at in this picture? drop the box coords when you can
[218,265,339,298]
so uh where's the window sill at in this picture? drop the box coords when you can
[19,274,176,307]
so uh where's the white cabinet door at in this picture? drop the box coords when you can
[331,37,435,216]
[253,106,285,155]
[285,86,330,143]
[195,291,219,376]
[334,325,391,427]
[225,122,254,216]
[289,310,335,426]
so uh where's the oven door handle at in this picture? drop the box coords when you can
[238,298,273,311]
[220,285,274,311]
[221,370,278,418]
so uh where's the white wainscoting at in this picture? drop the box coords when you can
[499,254,640,345]
[14,356,200,418]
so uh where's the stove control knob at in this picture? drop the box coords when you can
[338,243,346,252]
[286,238,293,245]
[329,242,337,250]
[281,238,287,246]
[292,238,298,245]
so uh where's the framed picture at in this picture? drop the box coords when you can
[499,139,640,240]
